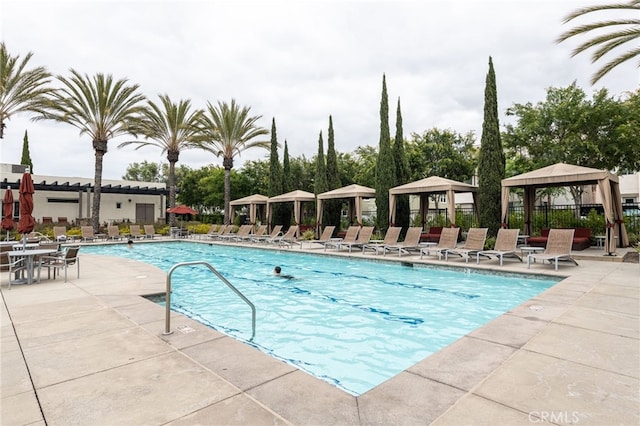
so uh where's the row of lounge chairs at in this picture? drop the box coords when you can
[53,225,162,242]
[205,223,578,270]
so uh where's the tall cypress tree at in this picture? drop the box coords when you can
[20,130,33,172]
[325,115,342,229]
[314,131,329,228]
[375,74,396,232]
[477,57,505,236]
[393,98,410,233]
[281,140,292,226]
[268,118,283,226]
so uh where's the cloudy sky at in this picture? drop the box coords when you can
[2,0,637,180]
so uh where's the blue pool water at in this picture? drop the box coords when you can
[82,241,558,395]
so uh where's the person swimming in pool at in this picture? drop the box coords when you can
[273,266,294,280]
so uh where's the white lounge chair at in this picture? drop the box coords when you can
[362,226,401,255]
[476,228,522,266]
[527,229,578,271]
[420,227,460,260]
[383,227,422,257]
[338,226,374,253]
[324,226,359,251]
[444,228,488,263]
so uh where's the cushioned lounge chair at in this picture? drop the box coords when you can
[240,224,267,242]
[324,226,359,251]
[420,227,460,260]
[444,228,488,263]
[271,225,299,246]
[383,227,422,257]
[476,228,522,266]
[299,226,335,249]
[338,226,374,253]
[527,228,578,271]
[53,226,68,242]
[107,225,122,241]
[129,225,145,240]
[252,225,283,243]
[143,225,161,239]
[362,226,401,255]
[205,224,226,239]
[81,226,97,242]
[227,225,253,242]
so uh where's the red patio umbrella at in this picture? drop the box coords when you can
[167,205,198,231]
[2,186,15,240]
[17,172,36,245]
[167,205,198,215]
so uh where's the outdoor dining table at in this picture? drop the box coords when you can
[7,248,58,285]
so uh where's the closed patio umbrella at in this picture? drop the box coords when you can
[2,186,14,240]
[17,171,36,248]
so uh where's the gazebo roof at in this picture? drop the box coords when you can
[230,194,268,206]
[268,190,316,203]
[502,163,618,187]
[389,176,476,195]
[317,184,376,200]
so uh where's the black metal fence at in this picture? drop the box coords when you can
[407,203,639,237]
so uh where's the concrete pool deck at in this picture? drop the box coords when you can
[1,240,638,425]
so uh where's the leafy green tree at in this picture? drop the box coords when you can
[393,98,410,231]
[350,146,377,187]
[238,159,270,195]
[477,57,505,236]
[503,84,640,175]
[119,94,202,226]
[39,70,146,231]
[375,74,396,231]
[123,161,164,182]
[325,116,342,229]
[20,130,33,172]
[288,155,316,193]
[283,140,292,193]
[196,99,269,224]
[0,42,53,139]
[406,129,477,182]
[557,0,640,84]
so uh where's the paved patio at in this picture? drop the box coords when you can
[1,241,638,425]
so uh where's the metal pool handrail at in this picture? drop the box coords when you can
[163,261,256,340]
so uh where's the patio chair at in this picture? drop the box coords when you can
[53,226,68,242]
[323,226,359,251]
[252,225,283,243]
[129,225,145,240]
[338,226,374,253]
[383,227,422,257]
[299,226,336,249]
[444,228,488,263]
[143,225,161,239]
[40,245,80,282]
[362,227,401,255]
[476,228,522,266]
[81,226,97,242]
[420,227,460,260]
[221,224,252,242]
[107,225,122,241]
[205,224,226,240]
[527,229,578,271]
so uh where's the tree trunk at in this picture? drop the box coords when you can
[92,139,108,233]
[223,157,233,225]
[167,151,179,227]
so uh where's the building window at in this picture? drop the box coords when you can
[623,198,635,204]
[116,202,122,209]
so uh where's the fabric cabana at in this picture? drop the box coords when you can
[230,194,268,228]
[389,176,478,228]
[501,163,628,255]
[267,190,315,237]
[316,184,376,229]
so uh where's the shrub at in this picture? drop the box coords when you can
[301,229,316,240]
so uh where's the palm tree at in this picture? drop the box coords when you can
[557,0,640,84]
[119,94,202,227]
[197,99,269,224]
[38,70,146,231]
[0,42,53,139]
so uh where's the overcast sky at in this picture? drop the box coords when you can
[1,0,638,180]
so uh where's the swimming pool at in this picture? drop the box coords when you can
[82,241,559,395]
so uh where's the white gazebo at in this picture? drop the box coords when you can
[229,194,268,227]
[267,190,316,237]
[389,176,478,228]
[501,163,628,255]
[316,184,376,228]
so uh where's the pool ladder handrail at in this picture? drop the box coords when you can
[163,261,256,340]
